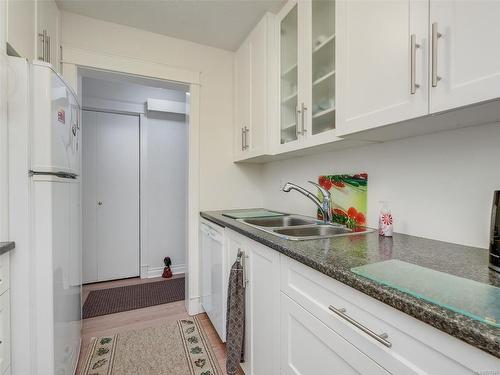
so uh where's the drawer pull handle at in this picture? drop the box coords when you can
[328,305,392,348]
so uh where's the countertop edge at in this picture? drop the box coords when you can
[200,211,500,359]
[0,242,15,255]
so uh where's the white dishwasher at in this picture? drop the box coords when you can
[200,219,226,341]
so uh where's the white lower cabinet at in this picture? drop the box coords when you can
[280,255,500,375]
[220,227,500,375]
[245,242,280,375]
[0,289,10,375]
[281,292,388,375]
[0,254,9,297]
[0,253,10,375]
[224,229,280,375]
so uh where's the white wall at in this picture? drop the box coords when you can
[143,112,187,275]
[261,123,500,249]
[62,11,264,211]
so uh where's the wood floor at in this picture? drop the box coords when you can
[77,276,242,374]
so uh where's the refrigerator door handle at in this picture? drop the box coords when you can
[29,170,78,179]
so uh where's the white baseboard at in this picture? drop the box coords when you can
[140,264,186,279]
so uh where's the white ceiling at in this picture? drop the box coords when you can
[56,0,286,51]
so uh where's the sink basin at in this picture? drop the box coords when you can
[273,225,354,240]
[242,215,319,227]
[238,213,373,240]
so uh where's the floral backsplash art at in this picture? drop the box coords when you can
[317,173,368,228]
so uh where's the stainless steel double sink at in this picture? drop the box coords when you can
[237,214,373,241]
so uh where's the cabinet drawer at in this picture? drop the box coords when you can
[281,292,389,375]
[280,255,500,374]
[0,253,9,296]
[0,291,10,374]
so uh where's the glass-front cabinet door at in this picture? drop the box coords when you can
[310,0,336,136]
[279,3,299,146]
[278,0,337,152]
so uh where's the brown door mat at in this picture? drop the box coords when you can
[83,278,185,319]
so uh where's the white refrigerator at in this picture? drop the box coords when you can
[8,57,81,375]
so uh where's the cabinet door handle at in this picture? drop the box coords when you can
[241,126,249,151]
[328,305,392,348]
[244,126,249,150]
[43,30,48,62]
[60,45,63,72]
[47,35,51,63]
[431,22,442,87]
[300,103,307,135]
[410,34,420,94]
[238,249,249,287]
[38,32,45,60]
[296,105,301,136]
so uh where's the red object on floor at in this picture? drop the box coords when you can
[162,256,173,278]
[162,266,172,278]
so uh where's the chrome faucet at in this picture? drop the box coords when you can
[282,181,332,223]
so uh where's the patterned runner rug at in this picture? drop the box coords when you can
[81,316,222,375]
[83,278,185,319]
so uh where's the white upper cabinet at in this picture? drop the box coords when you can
[6,0,35,60]
[36,0,60,71]
[238,0,500,158]
[234,13,275,162]
[235,40,251,160]
[336,0,429,137]
[429,0,500,113]
[277,0,342,154]
[279,1,300,149]
[6,0,60,71]
[337,0,500,140]
[309,0,336,139]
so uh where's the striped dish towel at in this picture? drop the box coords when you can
[226,258,245,375]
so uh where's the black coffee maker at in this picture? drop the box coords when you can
[489,191,500,272]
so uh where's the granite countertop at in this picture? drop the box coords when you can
[0,242,15,255]
[201,209,500,359]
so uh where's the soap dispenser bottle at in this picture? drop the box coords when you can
[378,201,393,237]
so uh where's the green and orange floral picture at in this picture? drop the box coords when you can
[317,173,368,228]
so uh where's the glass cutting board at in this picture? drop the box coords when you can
[352,259,500,327]
[222,210,285,219]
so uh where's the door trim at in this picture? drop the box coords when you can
[62,49,201,315]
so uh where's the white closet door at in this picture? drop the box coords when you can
[83,110,140,282]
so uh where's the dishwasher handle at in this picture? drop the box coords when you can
[207,228,224,244]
